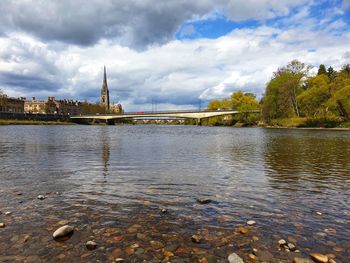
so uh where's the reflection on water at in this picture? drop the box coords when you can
[0,125,349,262]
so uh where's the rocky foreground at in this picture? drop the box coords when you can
[0,193,348,262]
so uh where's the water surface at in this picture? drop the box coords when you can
[0,125,349,262]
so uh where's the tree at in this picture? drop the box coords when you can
[262,60,309,120]
[297,75,330,117]
[327,85,350,120]
[207,99,222,110]
[231,91,260,124]
[327,66,336,81]
[317,64,327,76]
[0,90,7,111]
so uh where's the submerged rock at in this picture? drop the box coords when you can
[150,240,164,249]
[294,257,314,263]
[86,241,97,250]
[0,223,5,228]
[228,253,244,263]
[191,234,202,243]
[53,225,74,240]
[197,198,212,204]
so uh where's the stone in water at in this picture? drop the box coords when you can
[247,220,256,226]
[86,241,97,250]
[53,225,74,240]
[228,253,245,263]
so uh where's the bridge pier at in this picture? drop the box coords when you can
[106,119,115,125]
[196,118,202,126]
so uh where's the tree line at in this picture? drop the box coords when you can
[207,60,350,127]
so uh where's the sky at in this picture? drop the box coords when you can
[0,0,349,111]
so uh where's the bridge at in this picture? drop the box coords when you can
[70,109,260,125]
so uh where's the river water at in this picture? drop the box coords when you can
[0,125,349,262]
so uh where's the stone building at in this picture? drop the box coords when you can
[100,66,123,114]
[24,96,82,115]
[0,95,25,113]
[24,97,47,114]
[100,66,110,112]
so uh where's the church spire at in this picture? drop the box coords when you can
[100,65,110,112]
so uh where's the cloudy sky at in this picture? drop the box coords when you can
[0,0,349,111]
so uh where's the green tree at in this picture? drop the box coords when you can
[327,85,350,120]
[262,60,309,120]
[297,75,330,117]
[327,66,336,81]
[317,64,327,75]
[207,99,222,110]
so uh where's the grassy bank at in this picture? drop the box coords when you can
[267,117,350,129]
[0,119,75,125]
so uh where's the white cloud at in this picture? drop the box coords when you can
[0,1,349,111]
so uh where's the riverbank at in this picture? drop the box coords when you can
[0,119,75,125]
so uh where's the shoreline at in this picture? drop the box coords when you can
[0,120,75,125]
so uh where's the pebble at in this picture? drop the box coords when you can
[37,195,45,200]
[0,223,5,228]
[247,220,256,226]
[316,211,322,216]
[86,241,97,250]
[191,234,202,243]
[238,227,250,234]
[150,240,164,249]
[53,225,74,239]
[288,243,296,251]
[309,253,328,263]
[293,257,314,263]
[278,239,287,246]
[161,208,168,213]
[248,253,257,260]
[228,253,245,263]
[5,211,12,216]
[197,198,212,204]
[115,258,124,262]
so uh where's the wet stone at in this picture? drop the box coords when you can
[255,250,273,262]
[238,227,250,234]
[248,253,258,261]
[115,259,124,262]
[294,257,314,263]
[0,223,5,228]
[37,195,45,200]
[191,234,202,243]
[86,240,97,250]
[278,239,287,246]
[228,253,244,263]
[150,240,165,249]
[309,253,329,263]
[53,225,74,240]
[288,243,296,251]
[197,198,212,204]
[247,220,256,226]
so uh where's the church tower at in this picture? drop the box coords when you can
[100,66,110,112]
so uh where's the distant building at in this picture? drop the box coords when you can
[112,103,123,114]
[24,97,46,114]
[100,66,123,114]
[0,95,25,113]
[24,96,82,115]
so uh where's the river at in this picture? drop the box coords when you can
[0,125,349,262]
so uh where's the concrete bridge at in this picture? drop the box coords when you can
[70,109,260,125]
